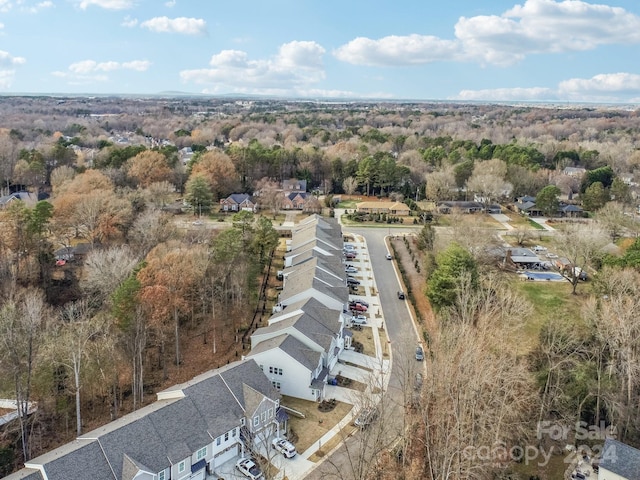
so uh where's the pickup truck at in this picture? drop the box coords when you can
[236,458,264,480]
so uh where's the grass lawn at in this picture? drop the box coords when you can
[528,218,545,229]
[280,396,353,454]
[379,327,390,358]
[336,200,358,209]
[515,280,585,353]
[352,328,376,357]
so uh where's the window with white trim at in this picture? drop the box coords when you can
[178,461,186,473]
[216,436,221,446]
[268,408,273,418]
[196,446,206,460]
[232,427,237,437]
[158,471,166,480]
[224,432,229,442]
[261,411,267,422]
[272,381,281,390]
[240,418,245,426]
[253,416,259,427]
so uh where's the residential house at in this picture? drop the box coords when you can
[437,201,481,214]
[8,360,280,480]
[281,178,307,193]
[282,192,310,210]
[513,198,543,216]
[598,438,640,480]
[504,248,542,270]
[220,193,258,212]
[247,297,348,402]
[559,203,584,217]
[563,166,587,178]
[0,191,37,209]
[356,201,410,216]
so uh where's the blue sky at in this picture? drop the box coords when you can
[1,0,640,102]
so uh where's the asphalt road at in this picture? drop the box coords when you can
[306,225,423,480]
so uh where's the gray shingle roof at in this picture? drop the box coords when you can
[32,440,115,480]
[599,438,640,480]
[248,334,321,371]
[16,360,278,480]
[1,469,44,480]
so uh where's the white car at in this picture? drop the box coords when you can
[351,315,367,325]
[385,253,392,260]
[272,437,297,458]
[354,406,378,428]
[236,458,264,480]
[345,266,358,274]
[532,245,547,252]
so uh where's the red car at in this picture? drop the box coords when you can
[349,302,368,312]
[344,252,357,259]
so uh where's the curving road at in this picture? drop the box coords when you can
[306,224,422,480]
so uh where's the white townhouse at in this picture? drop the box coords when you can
[247,297,349,401]
[10,360,280,480]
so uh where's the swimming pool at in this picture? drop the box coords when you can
[521,271,567,281]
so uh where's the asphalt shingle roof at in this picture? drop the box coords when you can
[599,438,640,480]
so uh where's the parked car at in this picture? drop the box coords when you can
[272,437,297,458]
[344,252,357,259]
[344,243,356,251]
[414,372,423,390]
[397,291,405,300]
[349,302,368,312]
[354,406,378,428]
[351,298,369,308]
[415,345,424,361]
[532,245,547,252]
[236,458,264,480]
[347,277,360,286]
[385,253,392,260]
[345,266,358,274]
[351,315,367,325]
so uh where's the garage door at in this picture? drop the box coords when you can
[214,443,239,467]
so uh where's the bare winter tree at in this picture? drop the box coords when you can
[81,245,139,306]
[0,288,49,461]
[556,223,609,294]
[53,299,108,436]
[342,176,359,195]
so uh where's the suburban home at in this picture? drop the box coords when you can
[437,201,481,214]
[281,178,307,193]
[282,192,310,210]
[7,360,280,480]
[247,297,348,402]
[504,248,542,270]
[276,258,348,311]
[563,166,587,178]
[598,438,640,480]
[513,198,544,216]
[0,191,37,209]
[356,201,410,216]
[220,193,258,212]
[560,203,584,217]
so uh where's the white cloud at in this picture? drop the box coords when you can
[455,72,640,103]
[334,34,460,66]
[0,50,26,66]
[23,1,53,13]
[165,0,175,6]
[53,58,150,86]
[0,50,26,89]
[558,73,640,101]
[140,16,207,35]
[121,15,138,28]
[0,0,12,13]
[78,0,133,9]
[335,0,640,67]
[180,41,326,95]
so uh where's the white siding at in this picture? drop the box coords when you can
[249,349,316,401]
[598,467,630,480]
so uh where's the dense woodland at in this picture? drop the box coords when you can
[1,96,640,479]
